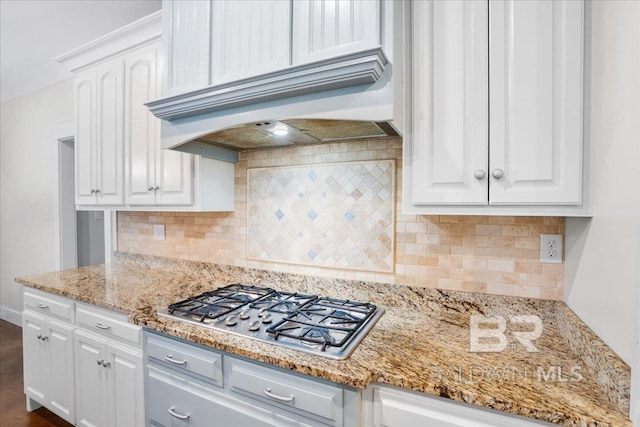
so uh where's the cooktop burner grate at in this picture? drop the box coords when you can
[159,284,384,359]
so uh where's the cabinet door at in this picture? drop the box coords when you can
[292,0,380,65]
[212,0,291,84]
[75,70,98,205]
[124,47,160,206]
[489,0,583,205]
[95,60,125,205]
[75,330,109,427]
[155,149,193,205]
[106,341,144,427]
[411,0,489,205]
[46,319,76,423]
[163,0,212,97]
[22,312,46,403]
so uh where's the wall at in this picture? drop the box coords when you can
[0,79,75,324]
[564,0,640,398]
[76,211,105,267]
[119,138,565,300]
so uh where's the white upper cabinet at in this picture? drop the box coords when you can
[212,0,291,84]
[405,0,587,215]
[489,0,583,205]
[59,11,234,212]
[292,0,380,65]
[74,60,125,207]
[411,0,488,206]
[124,43,194,206]
[163,0,211,97]
[160,0,383,97]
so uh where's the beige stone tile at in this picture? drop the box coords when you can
[476,224,502,236]
[501,225,529,236]
[487,259,515,272]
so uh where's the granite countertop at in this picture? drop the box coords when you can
[16,253,632,427]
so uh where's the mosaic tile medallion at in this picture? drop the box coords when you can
[247,160,395,273]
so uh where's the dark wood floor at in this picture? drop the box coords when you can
[0,320,73,427]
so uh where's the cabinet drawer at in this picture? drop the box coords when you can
[228,358,343,426]
[146,333,222,387]
[76,303,140,345]
[23,288,74,322]
[148,366,309,427]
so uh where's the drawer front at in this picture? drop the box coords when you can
[76,303,140,345]
[148,366,311,427]
[23,288,74,322]
[228,358,343,426]
[146,333,222,387]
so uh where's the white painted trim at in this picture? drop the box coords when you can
[52,121,76,271]
[1,305,23,327]
[0,62,72,104]
[147,47,389,121]
[104,211,118,264]
[55,11,161,73]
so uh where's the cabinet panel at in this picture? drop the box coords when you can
[155,150,193,205]
[75,330,109,427]
[293,0,380,65]
[212,0,291,84]
[411,0,489,205]
[75,71,97,205]
[95,62,125,205]
[125,48,158,206]
[107,342,144,427]
[22,312,46,402]
[163,0,211,96]
[46,319,75,421]
[489,0,583,205]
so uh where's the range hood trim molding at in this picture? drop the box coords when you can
[146,47,388,122]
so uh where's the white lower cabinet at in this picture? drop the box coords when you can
[74,307,144,427]
[22,311,76,424]
[22,289,76,424]
[367,385,550,427]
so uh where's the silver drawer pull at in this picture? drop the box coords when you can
[165,354,187,365]
[167,407,190,420]
[36,303,49,309]
[263,388,295,403]
[94,322,111,330]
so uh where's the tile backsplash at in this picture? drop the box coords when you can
[118,137,565,300]
[247,160,395,273]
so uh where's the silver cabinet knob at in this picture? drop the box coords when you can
[154,186,160,191]
[37,334,43,340]
[492,169,504,179]
[97,358,104,365]
[102,360,110,368]
[474,170,486,180]
[90,189,96,194]
[148,186,154,191]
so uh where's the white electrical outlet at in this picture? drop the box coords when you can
[154,224,166,241]
[540,234,562,263]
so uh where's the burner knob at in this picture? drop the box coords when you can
[248,320,261,331]
[239,310,250,320]
[261,313,272,324]
[257,308,267,317]
[225,315,238,327]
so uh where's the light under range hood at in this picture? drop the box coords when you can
[189,118,397,155]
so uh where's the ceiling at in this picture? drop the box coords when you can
[0,0,161,100]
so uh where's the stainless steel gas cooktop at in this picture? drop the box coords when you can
[157,284,384,360]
